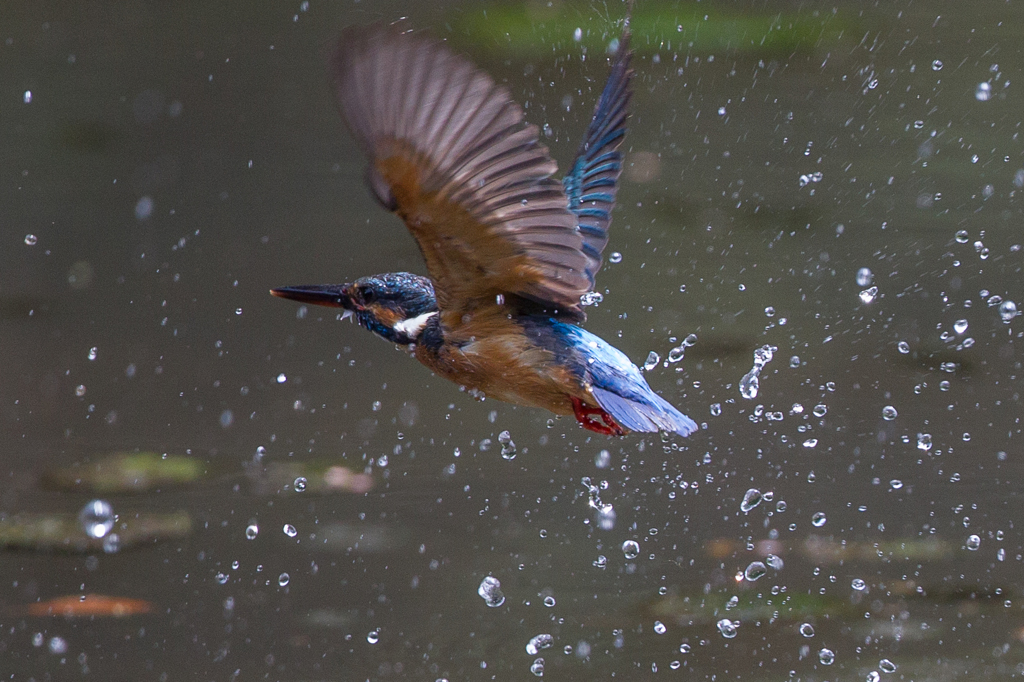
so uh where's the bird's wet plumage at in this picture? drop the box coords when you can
[272,7,698,437]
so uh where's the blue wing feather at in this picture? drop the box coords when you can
[562,15,634,288]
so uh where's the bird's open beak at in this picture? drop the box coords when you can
[270,284,354,310]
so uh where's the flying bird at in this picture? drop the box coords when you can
[272,11,698,437]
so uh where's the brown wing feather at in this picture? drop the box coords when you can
[331,23,592,322]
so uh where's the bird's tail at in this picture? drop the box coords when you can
[591,386,699,437]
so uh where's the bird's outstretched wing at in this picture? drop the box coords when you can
[332,24,593,323]
[563,19,634,288]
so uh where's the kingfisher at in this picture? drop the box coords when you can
[271,10,698,437]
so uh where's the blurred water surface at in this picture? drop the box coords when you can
[2,1,1023,679]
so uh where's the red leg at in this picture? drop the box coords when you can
[571,397,626,436]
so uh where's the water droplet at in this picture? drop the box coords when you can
[592,554,607,569]
[573,27,583,41]
[283,524,297,537]
[740,488,763,513]
[667,345,686,363]
[622,540,640,560]
[879,658,897,673]
[580,291,603,306]
[882,405,898,420]
[366,628,380,644]
[102,533,121,553]
[276,373,287,383]
[966,534,981,550]
[75,384,87,397]
[543,595,556,607]
[716,618,739,638]
[526,633,553,655]
[744,561,767,581]
[79,499,114,539]
[215,572,229,584]
[48,636,67,655]
[953,319,969,334]
[851,578,867,591]
[278,572,290,586]
[710,403,722,417]
[23,90,33,104]
[766,554,784,570]
[293,476,307,492]
[594,449,611,468]
[608,252,623,264]
[740,344,777,399]
[931,59,943,71]
[644,351,660,371]
[498,430,517,460]
[916,433,933,451]
[819,648,835,665]
[789,355,800,368]
[478,576,505,607]
[245,524,259,539]
[799,623,815,637]
[135,195,154,221]
[803,439,818,448]
[530,658,545,677]
[856,267,873,286]
[859,286,878,304]
[867,671,881,682]
[975,81,992,101]
[653,621,667,634]
[24,234,37,246]
[812,512,827,527]
[1000,300,1018,322]
[890,479,903,489]
[897,341,910,354]
[813,404,828,417]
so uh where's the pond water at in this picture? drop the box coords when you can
[2,1,1022,679]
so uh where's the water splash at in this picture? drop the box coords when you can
[739,345,777,399]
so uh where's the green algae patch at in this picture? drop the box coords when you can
[0,510,192,553]
[43,452,205,494]
[451,3,850,59]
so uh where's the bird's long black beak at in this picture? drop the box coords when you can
[270,284,353,309]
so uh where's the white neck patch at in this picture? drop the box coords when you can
[394,311,437,339]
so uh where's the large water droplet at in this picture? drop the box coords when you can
[812,512,827,527]
[622,540,640,560]
[975,81,992,101]
[740,488,763,513]
[644,351,660,371]
[966,534,981,550]
[478,576,505,607]
[1000,300,1018,322]
[799,622,815,637]
[859,286,878,304]
[882,405,898,420]
[819,648,835,665]
[526,633,554,655]
[79,499,114,539]
[879,658,897,673]
[917,433,933,451]
[498,430,517,460]
[716,618,739,638]
[744,561,767,581]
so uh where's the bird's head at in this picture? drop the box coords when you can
[271,272,438,345]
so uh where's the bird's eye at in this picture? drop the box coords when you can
[360,288,377,305]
